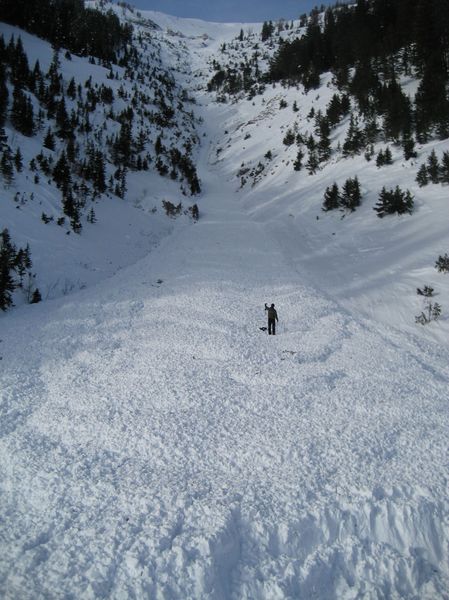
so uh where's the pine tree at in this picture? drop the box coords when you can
[261,21,274,41]
[0,127,8,151]
[43,127,55,150]
[374,186,414,217]
[426,150,440,184]
[53,151,71,193]
[0,228,16,311]
[402,137,417,160]
[87,207,97,223]
[30,288,42,304]
[416,164,428,187]
[342,114,365,157]
[55,96,72,139]
[0,148,14,184]
[293,149,304,171]
[66,138,77,163]
[340,176,361,211]
[10,36,30,86]
[376,149,385,167]
[440,152,449,184]
[0,64,8,127]
[67,77,76,100]
[11,84,35,136]
[14,148,23,172]
[306,150,319,175]
[415,57,449,141]
[322,183,340,211]
[317,117,331,162]
[283,129,296,146]
[326,93,343,126]
[63,190,82,233]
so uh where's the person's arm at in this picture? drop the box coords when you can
[275,310,279,321]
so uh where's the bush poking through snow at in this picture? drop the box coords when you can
[415,300,442,325]
[162,200,182,217]
[188,204,199,221]
[416,285,434,297]
[435,253,449,273]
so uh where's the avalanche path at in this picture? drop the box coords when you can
[2,58,449,600]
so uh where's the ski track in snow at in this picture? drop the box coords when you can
[1,11,449,600]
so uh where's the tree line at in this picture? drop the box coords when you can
[269,0,449,141]
[0,0,132,63]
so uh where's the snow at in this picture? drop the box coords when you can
[1,6,449,599]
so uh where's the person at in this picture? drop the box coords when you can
[264,303,278,335]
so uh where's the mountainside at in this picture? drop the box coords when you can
[1,2,449,598]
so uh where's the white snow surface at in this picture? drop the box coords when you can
[1,7,449,600]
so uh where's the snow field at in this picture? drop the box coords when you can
[1,8,449,599]
[1,183,448,598]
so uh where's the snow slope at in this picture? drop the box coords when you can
[1,7,449,600]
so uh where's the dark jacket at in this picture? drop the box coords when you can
[265,304,278,321]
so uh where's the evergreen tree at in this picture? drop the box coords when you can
[261,21,274,41]
[0,228,17,311]
[342,114,365,157]
[426,150,440,184]
[87,207,97,223]
[30,288,42,304]
[53,151,71,193]
[380,78,413,141]
[440,152,449,185]
[113,122,132,166]
[415,56,449,141]
[374,186,414,217]
[10,84,35,136]
[0,148,14,184]
[416,163,428,187]
[322,182,340,211]
[376,149,385,167]
[0,127,8,151]
[293,148,304,171]
[0,64,8,127]
[306,149,319,175]
[317,117,331,162]
[283,129,296,146]
[66,138,77,163]
[43,127,55,151]
[326,94,343,127]
[55,97,72,139]
[14,148,23,172]
[402,136,417,160]
[363,117,380,145]
[67,77,77,100]
[63,190,82,233]
[340,176,361,211]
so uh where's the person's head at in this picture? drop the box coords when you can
[271,303,275,308]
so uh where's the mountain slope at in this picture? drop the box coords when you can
[1,139,449,597]
[1,5,449,599]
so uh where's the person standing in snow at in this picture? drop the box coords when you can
[265,303,278,335]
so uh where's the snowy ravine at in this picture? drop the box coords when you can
[1,14,449,600]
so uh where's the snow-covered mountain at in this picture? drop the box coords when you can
[1,2,448,598]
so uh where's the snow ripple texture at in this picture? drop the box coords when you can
[1,201,448,599]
